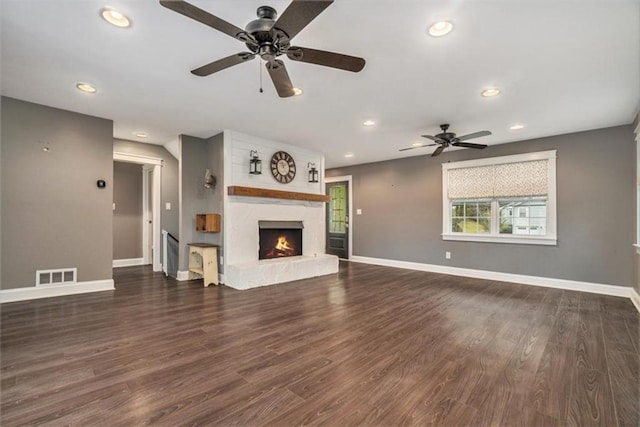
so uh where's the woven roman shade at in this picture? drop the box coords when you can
[448,159,548,199]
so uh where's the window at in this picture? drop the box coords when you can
[442,151,557,245]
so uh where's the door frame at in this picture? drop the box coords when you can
[142,165,154,265]
[114,152,163,272]
[325,175,353,260]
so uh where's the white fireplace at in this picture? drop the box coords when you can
[221,131,338,290]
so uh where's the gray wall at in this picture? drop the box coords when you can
[178,133,224,271]
[327,125,635,288]
[113,161,143,260]
[113,139,179,238]
[634,114,639,295]
[1,97,114,289]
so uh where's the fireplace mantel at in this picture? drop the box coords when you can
[227,186,329,202]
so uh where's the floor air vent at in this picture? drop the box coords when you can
[36,268,77,286]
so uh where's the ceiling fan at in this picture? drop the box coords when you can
[399,124,491,157]
[159,0,366,97]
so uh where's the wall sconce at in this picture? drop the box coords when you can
[308,162,319,183]
[249,150,262,175]
[204,169,216,189]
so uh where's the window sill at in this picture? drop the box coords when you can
[634,244,640,254]
[442,233,557,246]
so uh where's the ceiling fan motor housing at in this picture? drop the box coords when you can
[245,6,291,61]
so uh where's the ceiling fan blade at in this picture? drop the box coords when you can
[456,130,492,141]
[274,0,333,40]
[159,0,248,42]
[421,134,439,141]
[431,145,445,157]
[191,53,256,76]
[398,144,436,152]
[266,60,295,97]
[452,141,488,149]
[287,47,365,72]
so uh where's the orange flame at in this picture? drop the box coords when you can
[265,235,296,258]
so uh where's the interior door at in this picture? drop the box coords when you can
[326,181,349,259]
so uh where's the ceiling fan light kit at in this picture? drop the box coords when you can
[159,0,366,98]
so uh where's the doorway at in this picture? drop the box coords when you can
[325,176,352,259]
[113,152,163,272]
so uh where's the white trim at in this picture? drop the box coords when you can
[442,234,557,245]
[351,255,632,298]
[142,166,152,265]
[113,258,146,268]
[442,150,557,245]
[177,270,190,281]
[114,152,163,165]
[152,164,162,272]
[115,152,163,273]
[0,279,114,303]
[630,288,640,313]
[324,175,353,259]
[442,150,557,170]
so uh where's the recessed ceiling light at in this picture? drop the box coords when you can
[363,120,376,127]
[293,87,303,96]
[510,123,525,130]
[412,142,425,147]
[76,82,97,93]
[344,153,354,158]
[481,88,501,98]
[428,20,453,37]
[101,7,131,28]
[134,132,148,138]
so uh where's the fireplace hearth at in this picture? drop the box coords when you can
[259,221,303,260]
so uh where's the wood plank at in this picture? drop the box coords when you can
[1,262,637,426]
[227,185,329,202]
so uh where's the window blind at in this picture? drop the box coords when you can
[448,159,548,199]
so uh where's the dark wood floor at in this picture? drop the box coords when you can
[1,262,638,426]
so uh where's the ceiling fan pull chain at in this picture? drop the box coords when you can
[259,60,263,93]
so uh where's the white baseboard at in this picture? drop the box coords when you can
[0,279,115,303]
[113,258,146,268]
[351,256,633,299]
[631,288,640,313]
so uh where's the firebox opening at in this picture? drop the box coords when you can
[259,221,303,260]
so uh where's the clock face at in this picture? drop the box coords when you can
[270,151,296,184]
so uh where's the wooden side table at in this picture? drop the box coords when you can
[188,243,219,287]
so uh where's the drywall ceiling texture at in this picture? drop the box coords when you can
[1,97,114,289]
[327,125,635,288]
[113,161,143,260]
[1,1,638,167]
[113,139,179,238]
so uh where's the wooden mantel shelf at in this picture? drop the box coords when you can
[228,186,329,202]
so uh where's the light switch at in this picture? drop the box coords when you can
[356,208,362,215]
[112,203,116,211]
[165,202,172,210]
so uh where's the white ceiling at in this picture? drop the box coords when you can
[2,0,639,168]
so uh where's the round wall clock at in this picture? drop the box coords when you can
[270,151,296,184]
